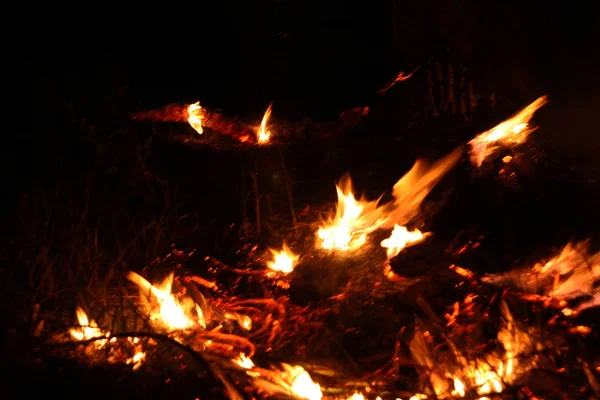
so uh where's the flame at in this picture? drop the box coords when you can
[410,301,541,399]
[482,240,600,314]
[126,271,206,331]
[317,174,375,251]
[266,243,299,274]
[468,96,548,166]
[281,364,323,400]
[346,393,365,400]
[233,353,255,369]
[257,103,273,144]
[69,307,109,347]
[381,224,428,258]
[224,312,253,330]
[69,307,146,369]
[253,364,322,400]
[187,101,204,134]
[317,148,462,252]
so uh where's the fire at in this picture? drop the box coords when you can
[276,364,323,400]
[266,243,299,274]
[317,174,378,251]
[410,301,542,399]
[69,307,110,348]
[380,224,428,258]
[186,101,204,135]
[251,363,323,400]
[346,393,365,400]
[468,96,548,167]
[483,240,600,314]
[68,307,146,369]
[126,271,206,331]
[317,148,463,252]
[233,352,255,369]
[257,103,273,144]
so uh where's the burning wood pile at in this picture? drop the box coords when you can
[37,95,600,400]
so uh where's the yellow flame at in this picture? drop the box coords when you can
[187,101,204,135]
[267,243,299,274]
[380,224,428,258]
[468,96,548,167]
[233,353,255,369]
[126,271,205,331]
[282,364,323,400]
[346,393,365,400]
[258,103,273,143]
[317,148,462,252]
[69,307,109,347]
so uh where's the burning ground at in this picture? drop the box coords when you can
[8,92,600,400]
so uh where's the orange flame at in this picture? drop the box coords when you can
[257,103,273,144]
[482,240,600,314]
[317,148,463,252]
[69,307,109,347]
[232,353,255,369]
[380,224,428,258]
[69,307,146,369]
[126,271,206,331]
[266,243,299,274]
[468,96,548,166]
[410,301,543,398]
[187,101,204,134]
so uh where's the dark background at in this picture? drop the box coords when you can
[22,1,600,229]
[7,2,600,396]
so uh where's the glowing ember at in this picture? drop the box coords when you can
[257,103,273,144]
[450,264,474,280]
[266,243,299,274]
[380,224,427,258]
[317,174,374,251]
[186,101,204,134]
[317,148,462,252]
[468,96,548,167]
[126,271,206,331]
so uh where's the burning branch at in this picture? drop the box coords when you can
[131,103,256,143]
[131,101,372,146]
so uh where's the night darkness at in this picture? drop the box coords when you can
[27,2,600,173]
[11,1,600,398]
